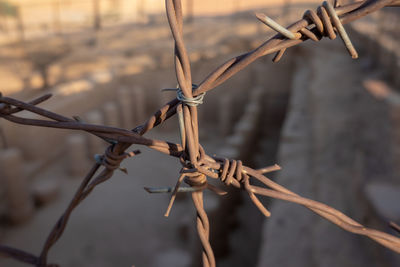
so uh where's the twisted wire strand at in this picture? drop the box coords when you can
[311,1,357,58]
[250,184,400,251]
[167,0,202,164]
[0,245,46,266]
[38,146,139,266]
[192,191,215,267]
[192,0,393,95]
[244,167,400,253]
[131,0,395,137]
[250,1,358,63]
[135,0,391,136]
[0,95,183,156]
[177,153,400,254]
[183,152,395,255]
[95,145,140,171]
[0,94,176,266]
[37,163,101,266]
[195,157,400,253]
[165,1,214,266]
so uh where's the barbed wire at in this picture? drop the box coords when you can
[0,0,400,266]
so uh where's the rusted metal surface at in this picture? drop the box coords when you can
[0,0,400,266]
[391,222,400,234]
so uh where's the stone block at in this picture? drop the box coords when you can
[244,102,261,118]
[48,64,62,86]
[250,86,264,103]
[32,179,60,206]
[54,79,93,96]
[90,70,113,84]
[233,119,253,138]
[241,110,259,127]
[0,148,34,224]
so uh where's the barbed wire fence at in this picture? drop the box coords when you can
[0,0,400,266]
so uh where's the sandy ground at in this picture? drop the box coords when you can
[1,13,268,94]
[0,10,294,265]
[0,129,226,267]
[0,1,324,96]
[2,0,317,43]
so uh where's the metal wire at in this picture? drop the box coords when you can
[0,0,399,266]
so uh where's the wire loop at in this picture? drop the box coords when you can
[177,84,206,107]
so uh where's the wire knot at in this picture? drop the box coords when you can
[257,0,357,62]
[213,157,271,217]
[176,84,206,107]
[95,145,140,172]
[220,158,244,186]
[303,1,358,58]
[184,171,208,191]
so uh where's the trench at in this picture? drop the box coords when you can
[207,37,400,266]
[202,49,297,267]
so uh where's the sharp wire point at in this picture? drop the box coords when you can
[256,12,299,40]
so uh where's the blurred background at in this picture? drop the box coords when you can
[0,0,399,266]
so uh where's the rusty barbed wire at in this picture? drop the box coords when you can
[0,0,400,266]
